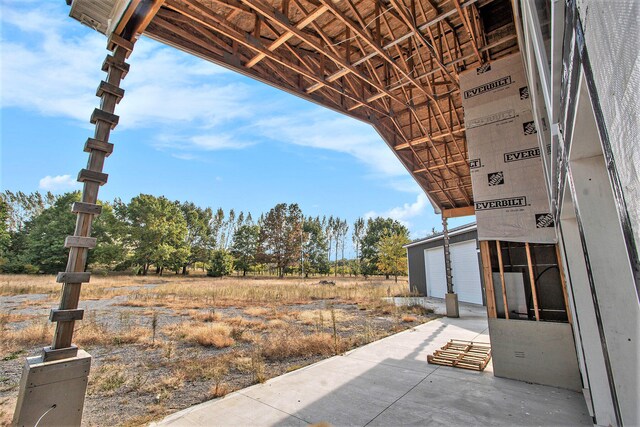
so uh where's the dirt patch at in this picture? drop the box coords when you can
[0,274,435,426]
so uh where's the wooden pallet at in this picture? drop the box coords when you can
[427,339,492,371]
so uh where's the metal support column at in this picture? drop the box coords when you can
[443,216,460,317]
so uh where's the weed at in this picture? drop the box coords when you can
[120,404,166,427]
[1,350,23,361]
[402,304,434,315]
[164,322,235,348]
[250,350,266,383]
[330,305,338,355]
[151,311,158,344]
[189,309,220,322]
[119,311,132,330]
[129,373,148,392]
[208,382,230,399]
[232,356,253,373]
[286,364,306,373]
[0,321,52,354]
[89,364,127,396]
[208,364,229,399]
[260,330,335,361]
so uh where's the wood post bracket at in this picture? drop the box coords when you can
[43,36,135,362]
[84,138,114,157]
[78,168,109,185]
[56,271,91,283]
[96,81,125,102]
[90,108,120,129]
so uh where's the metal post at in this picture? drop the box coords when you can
[443,216,460,317]
[443,217,453,293]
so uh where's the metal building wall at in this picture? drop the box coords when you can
[406,230,479,297]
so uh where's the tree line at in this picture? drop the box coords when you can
[0,191,410,280]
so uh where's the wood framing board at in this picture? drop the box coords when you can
[427,339,492,371]
[496,240,510,319]
[525,242,540,321]
[479,240,497,318]
[555,244,572,324]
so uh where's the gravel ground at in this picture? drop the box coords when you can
[0,280,436,426]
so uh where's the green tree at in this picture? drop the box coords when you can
[210,208,225,249]
[259,203,302,277]
[231,224,260,276]
[89,202,128,270]
[119,194,188,275]
[0,197,12,269]
[2,190,55,232]
[180,202,214,274]
[221,209,236,250]
[19,192,120,273]
[361,217,409,277]
[207,249,234,277]
[324,216,334,264]
[331,217,341,277]
[337,219,349,276]
[302,217,329,276]
[352,217,365,276]
[22,192,79,273]
[376,232,411,282]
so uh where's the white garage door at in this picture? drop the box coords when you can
[424,247,446,299]
[450,240,483,305]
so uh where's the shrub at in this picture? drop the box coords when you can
[207,250,234,277]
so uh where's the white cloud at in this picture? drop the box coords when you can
[255,111,406,177]
[0,4,249,129]
[39,175,79,192]
[171,153,197,161]
[190,134,255,150]
[115,50,250,129]
[0,3,411,179]
[364,193,433,228]
[0,35,105,122]
[154,133,255,153]
[386,177,422,193]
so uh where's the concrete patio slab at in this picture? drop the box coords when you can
[155,301,592,427]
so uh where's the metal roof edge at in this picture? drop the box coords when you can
[403,222,477,249]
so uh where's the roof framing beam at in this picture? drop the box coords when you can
[133,0,520,210]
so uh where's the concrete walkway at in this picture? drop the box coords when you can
[155,302,592,426]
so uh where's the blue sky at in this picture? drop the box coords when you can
[0,0,472,250]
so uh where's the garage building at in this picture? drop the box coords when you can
[404,223,485,306]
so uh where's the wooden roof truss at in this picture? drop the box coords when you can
[122,0,519,213]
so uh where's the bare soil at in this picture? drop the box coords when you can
[0,274,436,426]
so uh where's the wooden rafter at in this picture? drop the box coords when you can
[138,0,518,209]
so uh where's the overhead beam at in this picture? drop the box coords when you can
[442,206,475,218]
[130,0,167,38]
[316,0,479,87]
[245,4,328,68]
[164,0,392,117]
[395,127,465,149]
[142,0,507,210]
[232,0,415,110]
[413,159,467,173]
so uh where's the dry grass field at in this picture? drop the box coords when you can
[0,274,436,426]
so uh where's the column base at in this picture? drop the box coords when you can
[13,349,91,426]
[445,293,460,318]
